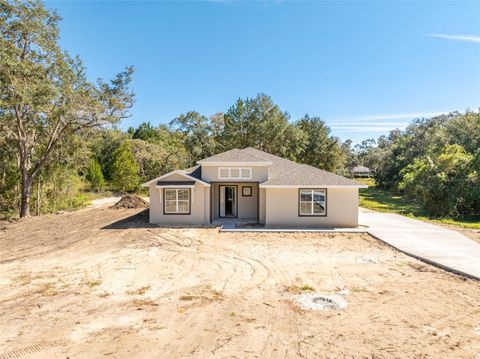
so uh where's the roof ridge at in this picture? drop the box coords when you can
[241,147,298,165]
[238,148,272,162]
[271,162,304,178]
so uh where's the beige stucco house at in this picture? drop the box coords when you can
[142,148,367,228]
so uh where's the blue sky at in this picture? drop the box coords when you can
[47,1,480,143]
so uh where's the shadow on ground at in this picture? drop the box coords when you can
[101,209,217,230]
[101,209,155,229]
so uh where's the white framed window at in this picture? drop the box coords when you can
[164,188,190,214]
[299,189,326,216]
[218,167,252,180]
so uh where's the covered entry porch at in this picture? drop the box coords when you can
[210,182,259,223]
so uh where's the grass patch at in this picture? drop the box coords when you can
[131,299,158,308]
[14,273,34,286]
[81,274,102,288]
[127,285,151,296]
[285,284,315,294]
[35,283,58,297]
[299,284,315,292]
[358,179,480,230]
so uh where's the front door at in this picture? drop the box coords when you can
[219,185,237,218]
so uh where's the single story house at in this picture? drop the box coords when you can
[351,165,373,178]
[142,148,367,227]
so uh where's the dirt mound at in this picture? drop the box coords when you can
[111,195,148,209]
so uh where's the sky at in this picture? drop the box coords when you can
[46,0,480,143]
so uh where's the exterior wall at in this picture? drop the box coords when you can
[201,165,269,183]
[259,188,266,225]
[212,182,258,220]
[149,173,208,225]
[264,187,359,227]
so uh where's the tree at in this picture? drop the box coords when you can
[0,0,134,216]
[131,122,160,142]
[85,158,105,191]
[219,94,298,157]
[373,111,480,191]
[170,111,217,163]
[400,144,480,217]
[110,141,140,192]
[295,115,346,173]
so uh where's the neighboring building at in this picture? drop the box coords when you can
[351,165,373,178]
[142,148,367,228]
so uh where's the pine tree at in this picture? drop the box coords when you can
[111,142,140,192]
[86,158,105,192]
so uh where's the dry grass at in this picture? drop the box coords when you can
[284,284,315,294]
[131,299,158,308]
[127,285,151,296]
[82,278,102,288]
[35,283,58,297]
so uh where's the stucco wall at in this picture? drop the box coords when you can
[148,173,208,225]
[212,182,258,220]
[264,187,359,227]
[259,188,266,225]
[201,165,269,182]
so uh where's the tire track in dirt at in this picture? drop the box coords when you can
[0,339,71,359]
[156,231,273,357]
[252,243,302,359]
[0,209,136,265]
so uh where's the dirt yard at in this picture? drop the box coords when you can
[1,207,479,358]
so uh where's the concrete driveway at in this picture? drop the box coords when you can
[359,208,480,280]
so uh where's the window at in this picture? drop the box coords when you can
[218,167,252,180]
[242,186,252,196]
[299,189,326,216]
[219,168,229,178]
[164,188,190,214]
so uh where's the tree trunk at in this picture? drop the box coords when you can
[19,169,33,218]
[20,184,31,217]
[36,173,41,215]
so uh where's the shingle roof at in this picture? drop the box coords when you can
[261,163,362,186]
[156,181,196,186]
[241,147,299,179]
[242,148,362,187]
[194,147,363,187]
[198,148,270,163]
[181,165,202,180]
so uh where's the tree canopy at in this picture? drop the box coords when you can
[0,0,134,216]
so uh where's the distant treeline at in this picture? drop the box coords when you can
[1,0,478,220]
[0,91,354,218]
[355,111,480,218]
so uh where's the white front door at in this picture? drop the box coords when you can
[219,185,236,218]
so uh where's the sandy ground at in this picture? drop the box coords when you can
[1,207,479,358]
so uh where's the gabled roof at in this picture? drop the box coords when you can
[181,165,202,179]
[145,148,365,188]
[141,168,210,187]
[156,181,196,186]
[243,148,365,187]
[260,164,364,187]
[197,148,272,165]
[242,147,299,179]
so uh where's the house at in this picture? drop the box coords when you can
[351,165,373,178]
[142,148,367,228]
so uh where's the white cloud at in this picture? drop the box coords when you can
[330,111,448,123]
[327,110,451,133]
[426,33,480,44]
[331,126,407,133]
